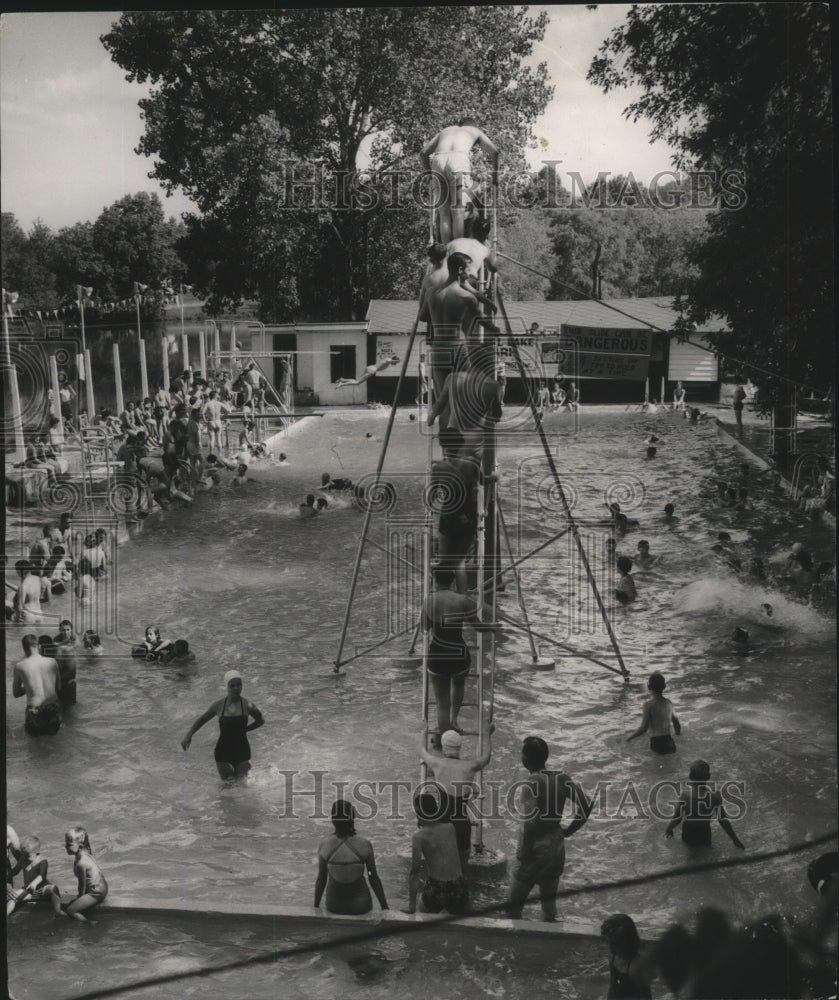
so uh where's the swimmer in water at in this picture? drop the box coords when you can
[627,672,681,754]
[232,463,252,486]
[315,497,328,513]
[320,473,354,492]
[634,540,659,570]
[132,626,172,661]
[299,494,318,518]
[663,502,677,523]
[167,639,195,665]
[665,760,745,850]
[181,670,265,778]
[615,556,637,604]
[82,631,104,656]
[646,446,657,459]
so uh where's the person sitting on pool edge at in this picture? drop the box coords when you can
[314,800,389,915]
[627,672,681,754]
[405,791,468,916]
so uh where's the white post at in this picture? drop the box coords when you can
[3,307,25,457]
[229,326,236,363]
[199,330,207,378]
[661,376,665,405]
[139,339,149,399]
[644,376,649,404]
[85,348,95,418]
[214,328,221,361]
[161,336,170,390]
[49,356,64,444]
[113,344,124,415]
[181,333,189,371]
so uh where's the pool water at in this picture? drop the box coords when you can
[6,407,836,997]
[7,910,610,1000]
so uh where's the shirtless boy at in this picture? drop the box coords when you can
[13,634,61,736]
[419,725,494,871]
[406,792,468,915]
[627,672,681,754]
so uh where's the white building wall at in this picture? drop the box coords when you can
[668,335,719,382]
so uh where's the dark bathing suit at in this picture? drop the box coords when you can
[324,838,372,915]
[649,734,676,754]
[608,956,651,1000]
[422,874,469,915]
[25,702,61,737]
[425,610,470,678]
[214,697,250,767]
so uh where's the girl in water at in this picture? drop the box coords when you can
[314,800,389,915]
[601,913,651,999]
[181,670,265,778]
[59,826,108,922]
[132,626,173,660]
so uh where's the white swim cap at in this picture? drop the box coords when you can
[441,730,462,751]
[224,670,242,685]
[791,542,805,555]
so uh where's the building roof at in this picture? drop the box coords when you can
[365,296,727,336]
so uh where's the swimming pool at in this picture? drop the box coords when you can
[6,407,836,996]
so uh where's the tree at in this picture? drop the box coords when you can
[101,9,553,320]
[1,214,61,308]
[588,4,833,405]
[548,180,709,301]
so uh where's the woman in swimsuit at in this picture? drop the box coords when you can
[601,913,651,999]
[314,800,389,916]
[59,826,108,923]
[181,670,265,778]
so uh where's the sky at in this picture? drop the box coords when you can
[0,7,675,232]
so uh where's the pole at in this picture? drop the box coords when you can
[199,330,207,378]
[334,306,425,671]
[161,336,170,390]
[3,305,26,457]
[113,344,124,416]
[181,334,189,372]
[79,296,87,355]
[84,348,95,418]
[661,375,665,406]
[49,355,64,444]
[214,328,221,362]
[495,287,630,680]
[139,339,149,400]
[135,294,142,350]
[644,376,649,404]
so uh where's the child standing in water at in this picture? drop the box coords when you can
[58,826,108,922]
[627,671,681,754]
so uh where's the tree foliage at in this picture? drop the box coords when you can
[1,194,186,323]
[548,177,709,300]
[101,8,553,320]
[588,3,833,396]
